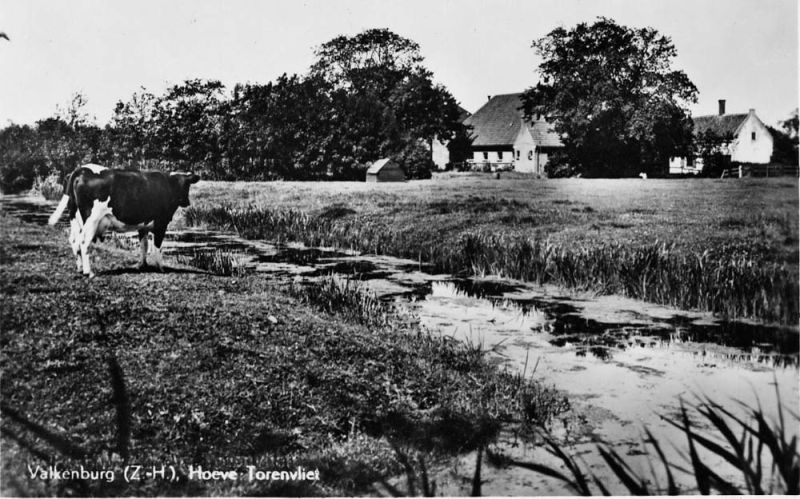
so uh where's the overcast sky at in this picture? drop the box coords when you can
[1,0,797,128]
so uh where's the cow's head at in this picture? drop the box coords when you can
[169,172,201,207]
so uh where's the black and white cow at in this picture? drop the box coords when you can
[48,165,200,277]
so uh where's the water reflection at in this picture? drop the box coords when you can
[431,280,799,367]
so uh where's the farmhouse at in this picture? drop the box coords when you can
[366,158,405,182]
[462,93,563,174]
[669,100,774,175]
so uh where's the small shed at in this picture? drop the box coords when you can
[366,158,405,182]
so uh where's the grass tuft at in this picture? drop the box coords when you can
[177,249,248,277]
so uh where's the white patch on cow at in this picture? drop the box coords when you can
[152,244,164,270]
[80,198,112,277]
[83,163,107,174]
[639,172,648,179]
[70,217,83,270]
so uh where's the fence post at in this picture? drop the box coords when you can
[738,165,742,178]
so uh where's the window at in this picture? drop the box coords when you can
[498,151,503,161]
[751,132,756,141]
[483,151,488,161]
[527,150,533,160]
[516,150,520,161]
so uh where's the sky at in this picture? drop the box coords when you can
[1,0,797,128]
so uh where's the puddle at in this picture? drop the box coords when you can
[4,194,798,495]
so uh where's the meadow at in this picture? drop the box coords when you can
[3,173,798,495]
[0,214,568,496]
[183,173,799,324]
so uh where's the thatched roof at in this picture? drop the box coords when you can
[693,113,749,138]
[463,93,562,147]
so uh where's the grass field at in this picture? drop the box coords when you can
[183,173,799,323]
[0,214,568,496]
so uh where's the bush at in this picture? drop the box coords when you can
[34,173,64,200]
[544,152,579,178]
[0,156,44,194]
[396,141,434,179]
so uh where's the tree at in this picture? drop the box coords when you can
[109,88,158,168]
[769,110,799,166]
[694,129,732,176]
[770,109,799,166]
[151,79,226,176]
[522,17,697,177]
[0,124,45,193]
[781,108,798,139]
[310,28,465,178]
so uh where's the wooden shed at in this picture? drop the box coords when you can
[366,158,405,182]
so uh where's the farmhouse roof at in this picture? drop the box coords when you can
[366,158,394,174]
[692,113,749,138]
[463,93,562,147]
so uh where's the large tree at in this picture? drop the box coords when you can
[310,28,466,178]
[151,79,227,176]
[522,18,697,177]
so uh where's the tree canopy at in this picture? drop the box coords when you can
[522,18,698,177]
[0,28,467,190]
[309,28,466,178]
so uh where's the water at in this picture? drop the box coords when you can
[4,195,798,494]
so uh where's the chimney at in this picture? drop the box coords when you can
[718,99,726,116]
[749,108,756,115]
[487,95,492,101]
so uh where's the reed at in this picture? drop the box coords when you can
[289,276,406,327]
[492,391,800,495]
[177,249,248,277]
[185,205,799,324]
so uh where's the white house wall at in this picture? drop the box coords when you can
[731,114,774,164]
[512,124,538,173]
[472,150,509,162]
[431,139,449,169]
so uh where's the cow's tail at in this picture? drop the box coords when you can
[48,194,69,226]
[48,168,82,226]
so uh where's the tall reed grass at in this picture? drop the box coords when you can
[290,276,409,327]
[491,391,799,495]
[177,249,248,277]
[184,205,799,324]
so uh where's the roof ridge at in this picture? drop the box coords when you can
[693,113,749,120]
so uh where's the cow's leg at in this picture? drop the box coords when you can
[80,207,109,278]
[70,216,83,271]
[69,209,87,271]
[138,229,150,269]
[152,222,168,272]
